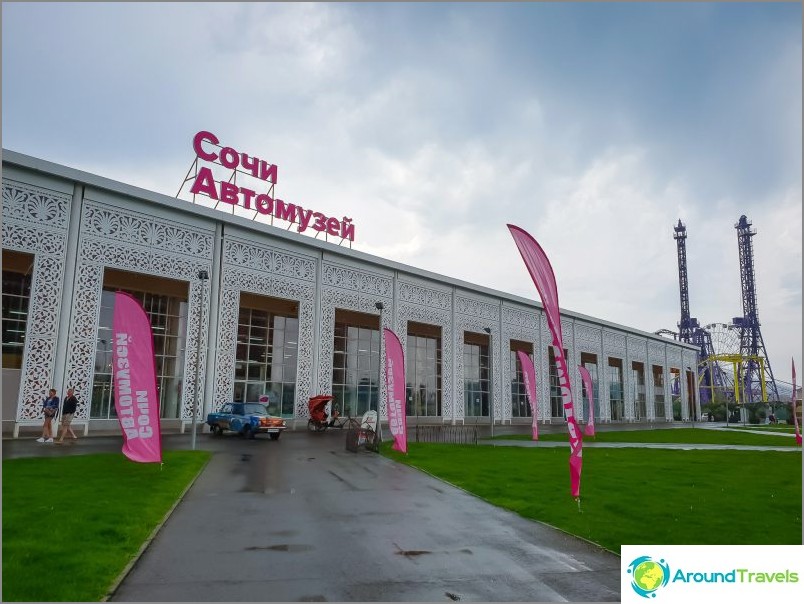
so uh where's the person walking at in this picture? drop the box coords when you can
[56,388,80,443]
[37,388,59,443]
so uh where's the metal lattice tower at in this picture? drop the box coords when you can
[732,215,780,402]
[673,220,700,343]
[673,220,719,402]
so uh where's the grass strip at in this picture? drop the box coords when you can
[3,450,211,602]
[491,427,800,446]
[384,443,802,553]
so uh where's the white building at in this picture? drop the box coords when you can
[2,148,700,437]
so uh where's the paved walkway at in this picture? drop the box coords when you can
[714,427,800,438]
[108,431,621,602]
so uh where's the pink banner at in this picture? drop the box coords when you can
[793,359,802,446]
[516,351,539,440]
[383,328,408,453]
[508,224,583,498]
[579,366,596,437]
[112,292,162,463]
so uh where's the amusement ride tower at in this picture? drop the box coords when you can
[673,220,699,342]
[732,215,779,402]
[673,220,718,402]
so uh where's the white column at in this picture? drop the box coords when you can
[310,250,323,397]
[202,223,224,421]
[664,345,672,421]
[451,287,458,425]
[570,319,582,421]
[54,185,84,408]
[646,341,655,421]
[599,330,609,422]
[678,349,689,422]
[497,299,504,426]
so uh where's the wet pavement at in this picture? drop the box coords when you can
[56,430,621,602]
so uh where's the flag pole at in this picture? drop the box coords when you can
[375,301,384,448]
[483,327,494,441]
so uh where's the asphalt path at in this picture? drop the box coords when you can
[99,430,621,602]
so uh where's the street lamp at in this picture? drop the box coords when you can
[375,301,384,447]
[191,269,209,451]
[483,327,494,440]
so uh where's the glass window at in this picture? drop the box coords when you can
[670,368,682,420]
[632,362,646,420]
[331,320,379,418]
[406,332,442,417]
[608,360,624,421]
[2,268,32,369]
[92,288,188,420]
[464,339,489,417]
[653,365,666,418]
[581,355,599,420]
[548,346,568,418]
[233,306,299,418]
[510,349,532,418]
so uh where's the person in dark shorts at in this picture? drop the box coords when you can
[56,388,80,443]
[37,389,59,443]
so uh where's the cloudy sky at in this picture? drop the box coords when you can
[3,2,801,390]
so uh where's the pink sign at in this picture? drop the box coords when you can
[188,130,355,242]
[508,224,583,499]
[516,350,539,441]
[112,292,162,464]
[579,366,596,437]
[383,328,408,453]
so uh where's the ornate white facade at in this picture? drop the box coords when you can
[2,179,70,421]
[2,150,701,435]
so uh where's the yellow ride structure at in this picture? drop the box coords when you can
[698,354,767,404]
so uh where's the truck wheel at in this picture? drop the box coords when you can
[246,426,256,439]
[213,425,224,436]
[269,433,280,440]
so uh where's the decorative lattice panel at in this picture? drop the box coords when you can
[396,281,453,421]
[455,295,501,422]
[65,200,214,420]
[2,179,71,420]
[214,238,315,418]
[319,288,393,418]
[502,305,541,422]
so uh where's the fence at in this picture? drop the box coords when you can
[414,425,478,445]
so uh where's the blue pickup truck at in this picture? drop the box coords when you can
[207,402,287,440]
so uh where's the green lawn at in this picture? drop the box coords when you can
[383,443,802,554]
[491,427,800,446]
[3,451,210,602]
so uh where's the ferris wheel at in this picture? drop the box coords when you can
[699,323,742,403]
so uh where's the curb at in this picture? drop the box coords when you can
[101,453,213,602]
